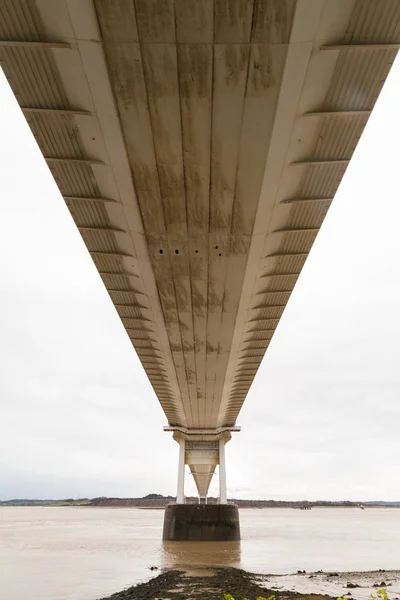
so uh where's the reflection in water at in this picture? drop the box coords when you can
[162,540,241,573]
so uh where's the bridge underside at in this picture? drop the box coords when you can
[1,0,399,502]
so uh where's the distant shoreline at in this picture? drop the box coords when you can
[1,496,399,509]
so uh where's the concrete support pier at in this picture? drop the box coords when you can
[163,429,240,540]
[163,504,240,541]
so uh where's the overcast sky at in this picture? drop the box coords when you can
[1,56,400,502]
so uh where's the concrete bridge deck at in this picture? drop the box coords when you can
[1,0,398,512]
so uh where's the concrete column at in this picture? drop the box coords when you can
[176,438,186,504]
[219,439,227,504]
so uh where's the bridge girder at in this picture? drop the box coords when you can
[1,0,399,498]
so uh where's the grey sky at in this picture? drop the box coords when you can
[1,56,400,502]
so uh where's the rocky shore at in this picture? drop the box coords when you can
[98,568,400,600]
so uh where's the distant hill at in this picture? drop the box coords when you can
[364,501,400,506]
[1,496,399,508]
[0,498,92,507]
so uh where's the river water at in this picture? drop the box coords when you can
[0,507,399,600]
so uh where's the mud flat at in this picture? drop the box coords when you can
[98,567,400,600]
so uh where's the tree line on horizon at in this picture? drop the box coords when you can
[1,495,399,507]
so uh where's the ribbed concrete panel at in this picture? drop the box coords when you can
[114,306,148,320]
[311,115,366,160]
[91,254,133,275]
[266,255,308,275]
[80,230,118,253]
[27,113,83,157]
[0,1,398,455]
[286,203,330,230]
[344,0,400,43]
[100,274,137,289]
[66,201,111,229]
[49,164,100,198]
[0,46,67,107]
[258,274,299,293]
[253,291,291,308]
[324,49,397,111]
[298,163,347,198]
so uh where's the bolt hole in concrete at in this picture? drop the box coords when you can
[175,249,179,254]
[159,249,163,254]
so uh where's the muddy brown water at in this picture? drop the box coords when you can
[1,507,399,600]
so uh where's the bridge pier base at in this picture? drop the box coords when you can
[162,503,240,541]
